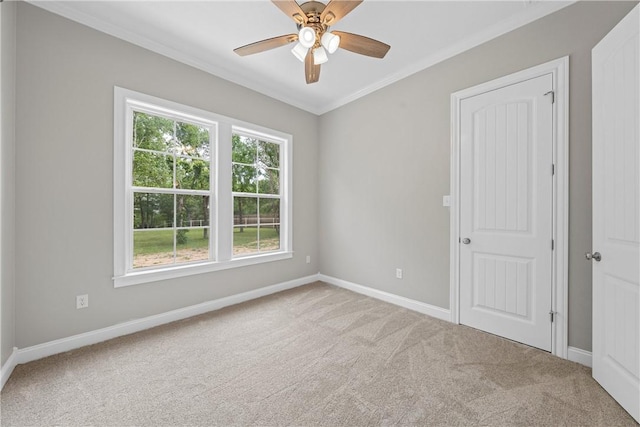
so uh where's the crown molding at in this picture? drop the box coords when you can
[27,0,574,116]
[316,1,575,114]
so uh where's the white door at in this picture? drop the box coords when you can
[459,74,554,351]
[592,4,639,423]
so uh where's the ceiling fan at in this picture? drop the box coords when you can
[233,0,390,84]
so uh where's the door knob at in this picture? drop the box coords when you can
[461,238,471,245]
[585,251,602,262]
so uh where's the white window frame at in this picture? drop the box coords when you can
[114,87,293,287]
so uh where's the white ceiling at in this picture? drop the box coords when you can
[30,0,573,115]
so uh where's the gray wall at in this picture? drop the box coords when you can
[1,0,17,367]
[14,3,318,348]
[318,1,637,351]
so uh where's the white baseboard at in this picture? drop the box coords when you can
[1,273,588,393]
[1,347,19,390]
[568,346,592,367]
[319,274,451,322]
[4,274,318,388]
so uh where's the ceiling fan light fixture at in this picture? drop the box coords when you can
[321,31,340,54]
[298,26,316,49]
[291,42,308,62]
[234,0,390,84]
[313,46,328,65]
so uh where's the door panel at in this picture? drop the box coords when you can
[460,74,553,351]
[473,254,531,319]
[592,4,639,422]
[474,102,532,234]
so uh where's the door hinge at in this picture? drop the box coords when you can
[551,239,555,250]
[544,91,555,104]
[549,310,556,323]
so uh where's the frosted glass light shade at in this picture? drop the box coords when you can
[313,46,328,65]
[298,27,316,49]
[291,42,308,62]
[321,32,340,54]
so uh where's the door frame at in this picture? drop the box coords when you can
[449,57,569,358]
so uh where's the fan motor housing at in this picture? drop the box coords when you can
[300,1,326,18]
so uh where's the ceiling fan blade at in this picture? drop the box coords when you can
[234,34,298,56]
[331,31,390,59]
[272,0,307,25]
[305,50,321,84]
[320,0,363,26]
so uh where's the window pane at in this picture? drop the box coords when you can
[176,195,210,227]
[133,112,174,151]
[133,151,173,189]
[234,196,258,255]
[133,229,175,268]
[232,134,257,164]
[234,197,257,226]
[176,157,210,191]
[232,164,257,193]
[175,122,210,159]
[233,226,258,256]
[259,226,280,252]
[258,168,279,195]
[259,198,279,224]
[176,227,210,264]
[133,193,174,229]
[259,198,280,253]
[258,141,280,169]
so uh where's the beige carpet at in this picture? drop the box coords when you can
[1,282,636,426]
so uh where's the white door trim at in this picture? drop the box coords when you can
[450,57,569,358]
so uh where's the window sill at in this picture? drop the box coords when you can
[113,251,293,288]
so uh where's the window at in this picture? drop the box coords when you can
[114,88,292,287]
[232,131,281,256]
[132,111,213,269]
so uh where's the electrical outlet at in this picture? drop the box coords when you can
[76,294,89,309]
[306,255,311,264]
[396,268,403,279]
